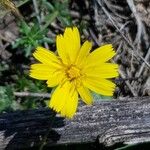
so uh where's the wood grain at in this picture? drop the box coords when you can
[0,97,150,149]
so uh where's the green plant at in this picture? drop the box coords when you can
[14,75,49,109]
[12,0,72,57]
[42,0,72,27]
[0,63,9,76]
[92,91,112,101]
[0,86,16,112]
[12,21,51,57]
[15,75,48,92]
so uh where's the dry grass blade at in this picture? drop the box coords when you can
[0,0,23,18]
[96,0,150,68]
[93,0,150,97]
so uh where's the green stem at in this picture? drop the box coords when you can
[31,11,59,40]
[39,111,56,150]
[41,11,59,31]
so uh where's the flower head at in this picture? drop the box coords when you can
[30,27,118,118]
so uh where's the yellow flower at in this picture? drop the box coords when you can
[30,27,118,118]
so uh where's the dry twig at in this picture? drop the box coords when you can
[95,0,150,68]
[14,92,50,98]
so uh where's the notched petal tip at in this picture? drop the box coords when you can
[65,26,76,30]
[32,47,43,58]
[36,46,44,50]
[101,44,114,51]
[29,72,33,78]
[56,34,64,46]
[50,105,74,119]
[73,26,79,32]
[56,34,63,39]
[87,43,117,64]
[85,40,93,47]
[113,64,119,77]
[33,46,45,55]
[30,64,37,69]
[32,50,37,57]
[35,46,51,53]
[87,101,93,105]
[106,44,116,54]
[64,26,79,36]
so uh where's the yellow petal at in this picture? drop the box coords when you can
[46,71,65,87]
[62,85,78,118]
[56,27,80,64]
[77,86,93,105]
[33,46,60,68]
[49,81,78,118]
[83,77,116,96]
[85,44,116,68]
[30,64,63,87]
[56,35,69,64]
[30,64,56,80]
[84,63,119,78]
[75,40,92,66]
[49,85,66,113]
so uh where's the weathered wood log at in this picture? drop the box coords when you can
[0,97,150,149]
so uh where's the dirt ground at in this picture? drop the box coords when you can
[0,0,150,103]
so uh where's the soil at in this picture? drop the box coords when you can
[0,0,149,99]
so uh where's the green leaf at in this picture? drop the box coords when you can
[20,21,31,35]
[0,86,13,112]
[91,91,112,101]
[25,45,32,57]
[43,37,54,43]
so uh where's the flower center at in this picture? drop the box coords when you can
[66,65,81,80]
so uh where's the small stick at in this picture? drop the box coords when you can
[136,47,150,77]
[32,0,49,49]
[0,0,30,20]
[89,28,101,45]
[14,92,50,98]
[127,0,143,44]
[95,0,150,68]
[119,70,138,96]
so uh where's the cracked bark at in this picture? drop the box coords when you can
[0,97,150,149]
